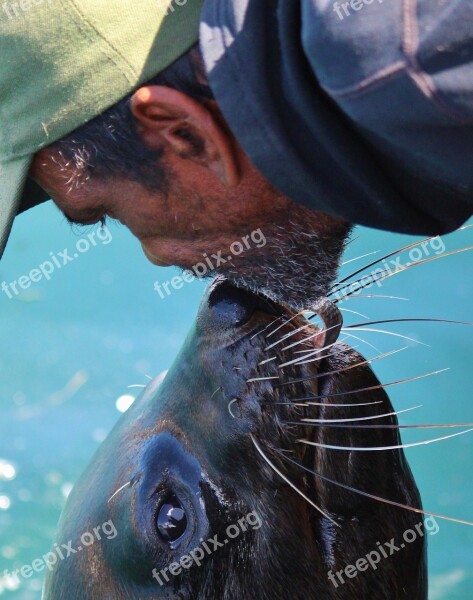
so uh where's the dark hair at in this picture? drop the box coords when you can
[52,44,213,191]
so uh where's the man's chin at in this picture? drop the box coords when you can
[141,244,173,267]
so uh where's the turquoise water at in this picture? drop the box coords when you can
[0,202,471,599]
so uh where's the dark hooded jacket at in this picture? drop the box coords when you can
[200,0,473,234]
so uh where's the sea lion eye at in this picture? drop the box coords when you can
[156,494,188,544]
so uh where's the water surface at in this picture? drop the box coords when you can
[0,203,471,598]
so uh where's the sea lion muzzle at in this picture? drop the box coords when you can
[43,278,426,600]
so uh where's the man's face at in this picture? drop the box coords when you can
[30,87,350,309]
[30,142,295,268]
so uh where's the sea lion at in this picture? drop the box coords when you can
[42,278,426,600]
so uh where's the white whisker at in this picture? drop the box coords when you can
[265,320,314,350]
[338,294,409,302]
[341,250,380,266]
[250,316,283,340]
[301,405,421,424]
[278,338,350,368]
[294,400,383,408]
[107,481,131,504]
[280,323,341,352]
[250,434,339,527]
[339,332,381,353]
[339,307,370,319]
[258,356,277,366]
[298,428,473,451]
[265,311,308,339]
[282,347,407,378]
[343,327,430,347]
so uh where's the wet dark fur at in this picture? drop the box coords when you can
[44,283,426,599]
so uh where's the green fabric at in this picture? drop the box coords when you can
[0,156,32,256]
[0,0,203,258]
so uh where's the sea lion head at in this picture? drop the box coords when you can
[43,278,427,600]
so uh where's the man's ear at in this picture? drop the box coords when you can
[130,85,240,186]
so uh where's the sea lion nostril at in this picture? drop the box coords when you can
[208,281,273,328]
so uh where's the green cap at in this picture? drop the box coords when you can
[0,0,203,258]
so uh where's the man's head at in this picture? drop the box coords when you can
[30,45,351,309]
[0,0,204,251]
